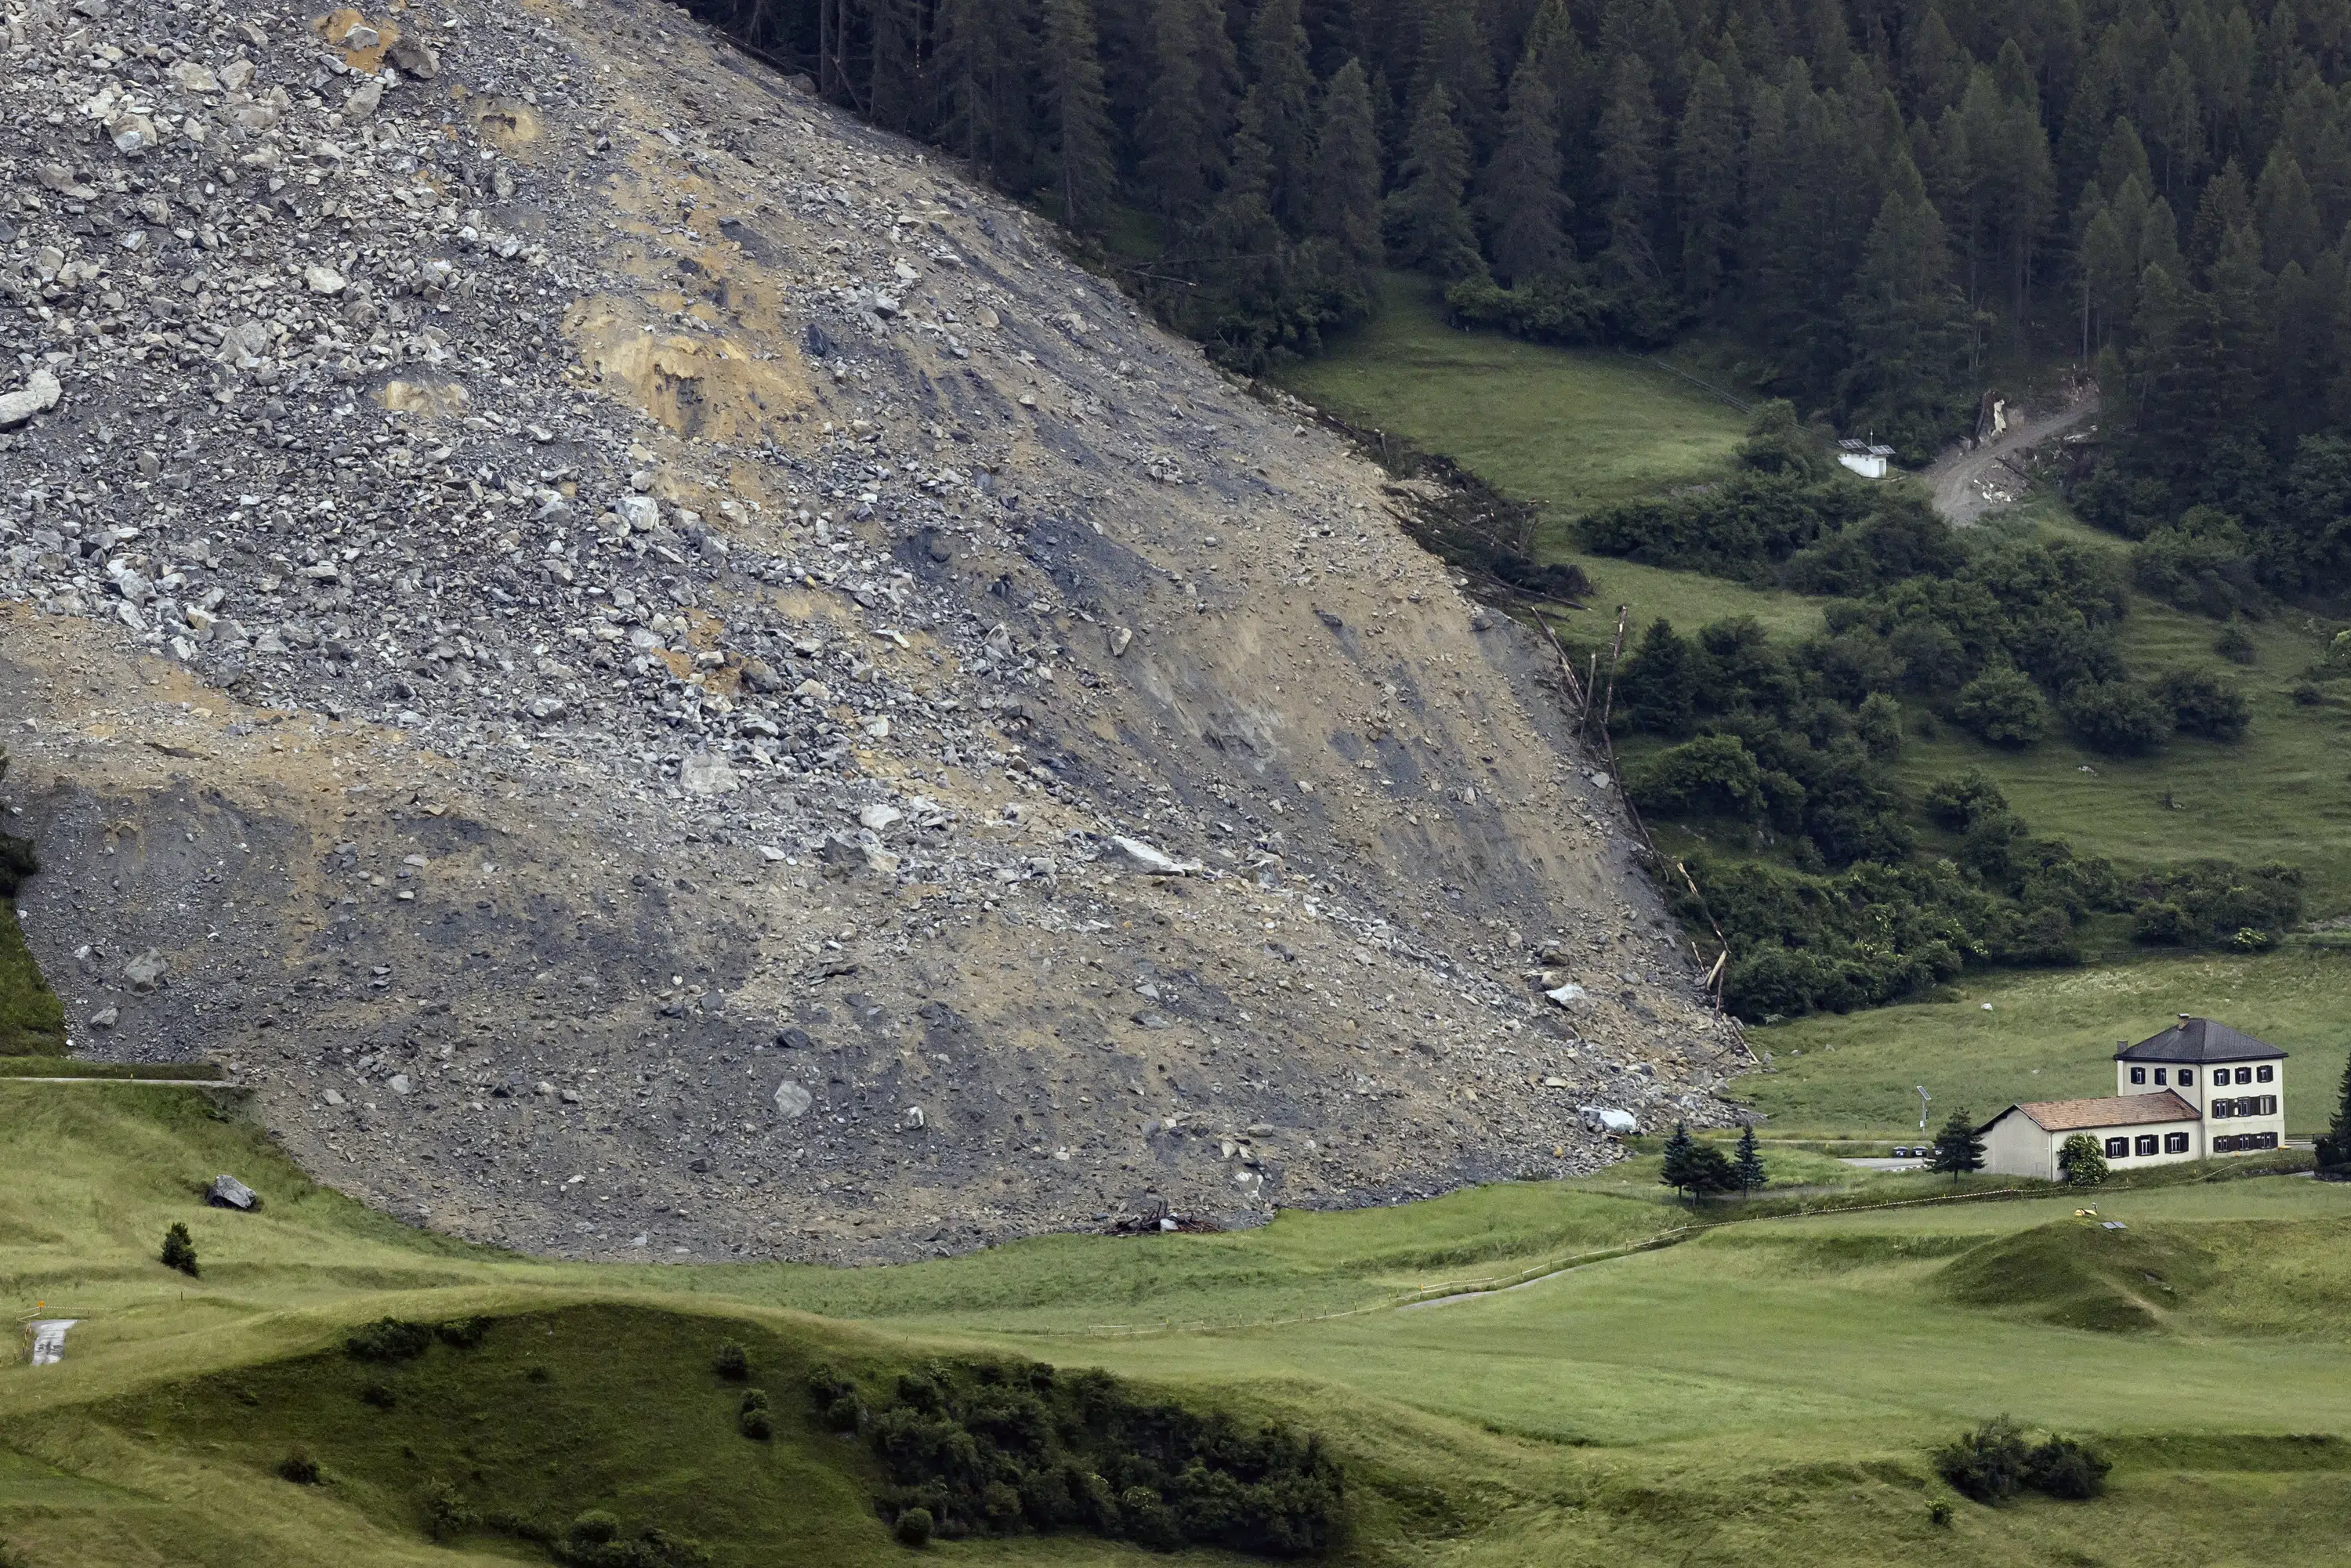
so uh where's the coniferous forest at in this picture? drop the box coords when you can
[694,0,2351,593]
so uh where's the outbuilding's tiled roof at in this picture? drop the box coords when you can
[2116,1016,2287,1063]
[1989,1091,2201,1133]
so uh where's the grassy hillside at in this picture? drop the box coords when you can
[1281,286,2351,927]
[6,1085,2351,1567]
[0,902,64,1056]
[1739,946,2351,1138]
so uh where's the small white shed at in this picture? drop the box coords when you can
[1837,439,1894,480]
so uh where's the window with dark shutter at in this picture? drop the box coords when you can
[2179,1070,2193,1087]
[2257,1065,2273,1083]
[2164,1132,2190,1153]
[2135,1135,2159,1156]
[2130,1067,2146,1085]
[2105,1136,2130,1158]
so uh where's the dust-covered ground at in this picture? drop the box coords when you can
[0,0,1745,1261]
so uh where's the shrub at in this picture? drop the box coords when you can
[712,1340,749,1382]
[2214,622,2258,664]
[2294,680,2326,705]
[160,1222,198,1277]
[1954,667,2048,747]
[2130,506,2262,617]
[1855,693,1904,762]
[893,1507,934,1547]
[436,1316,491,1349]
[2057,1133,2108,1186]
[360,1382,397,1410]
[1626,734,1766,821]
[346,1318,434,1363]
[2132,900,2191,944]
[2060,679,2171,755]
[739,1389,773,1440]
[2026,1436,2112,1499]
[808,1363,866,1432]
[420,1479,478,1542]
[570,1512,622,1546]
[277,1448,321,1485]
[1933,1416,2031,1502]
[2157,669,2251,741]
[1922,770,2009,829]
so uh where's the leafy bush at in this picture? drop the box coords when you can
[1953,668,2048,747]
[712,1340,749,1382]
[739,1389,773,1440]
[420,1479,479,1542]
[548,1511,711,1568]
[276,1448,321,1485]
[2214,622,2257,664]
[894,1506,934,1547]
[2157,669,2251,741]
[807,1363,866,1433]
[2130,507,2262,617]
[160,1222,199,1277]
[360,1382,397,1410]
[1922,770,2009,829]
[2057,1134,2108,1186]
[852,1357,1343,1555]
[2126,860,2304,947]
[2060,679,2171,755]
[1933,1417,2031,1502]
[1935,1419,2113,1505]
[1626,734,1769,821]
[346,1318,434,1363]
[2027,1436,2113,1499]
[436,1316,491,1349]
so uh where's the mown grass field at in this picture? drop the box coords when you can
[6,1085,2351,1567]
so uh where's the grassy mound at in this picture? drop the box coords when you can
[93,1305,895,1566]
[1938,1219,2219,1332]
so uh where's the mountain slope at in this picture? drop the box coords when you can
[0,0,1743,1259]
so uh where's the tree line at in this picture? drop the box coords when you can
[692,0,2351,576]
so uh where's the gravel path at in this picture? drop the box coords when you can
[1927,393,2100,523]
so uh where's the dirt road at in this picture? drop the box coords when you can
[1926,392,2101,523]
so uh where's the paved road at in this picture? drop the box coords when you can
[1927,393,2100,523]
[1839,1157,1926,1171]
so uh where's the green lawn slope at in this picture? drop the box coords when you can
[6,1085,2351,1567]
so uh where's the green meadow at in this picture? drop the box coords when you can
[5,1083,2351,1567]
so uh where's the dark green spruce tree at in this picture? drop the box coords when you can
[1733,1124,1767,1195]
[1675,56,1740,313]
[1384,83,1481,278]
[1244,0,1317,231]
[1839,150,1968,455]
[1929,1108,1986,1186]
[1035,0,1114,229]
[2315,1052,2351,1175]
[1302,58,1384,315]
[1480,54,1569,285]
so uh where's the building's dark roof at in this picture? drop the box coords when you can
[2115,1016,2287,1064]
[1985,1091,2201,1134]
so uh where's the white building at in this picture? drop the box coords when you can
[1976,1016,2286,1180]
[1836,438,1894,479]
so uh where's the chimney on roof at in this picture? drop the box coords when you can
[2178,1013,2193,1023]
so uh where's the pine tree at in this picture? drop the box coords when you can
[1839,151,1968,454]
[1596,53,1664,287]
[934,0,1039,183]
[1659,1121,1695,1197]
[1413,0,1498,150]
[161,1220,199,1276]
[1036,0,1114,228]
[1675,57,1740,312]
[1480,55,1569,284]
[2316,1049,2351,1175]
[1929,1107,1986,1186]
[2256,146,2324,275]
[1136,0,1236,218]
[1310,59,1383,283]
[1383,83,1482,278]
[1244,0,1316,230]
[1733,1124,1767,1194]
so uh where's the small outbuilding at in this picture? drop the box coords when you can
[1836,438,1894,479]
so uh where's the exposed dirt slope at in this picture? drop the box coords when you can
[0,0,1743,1260]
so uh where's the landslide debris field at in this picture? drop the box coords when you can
[0,0,1744,1261]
